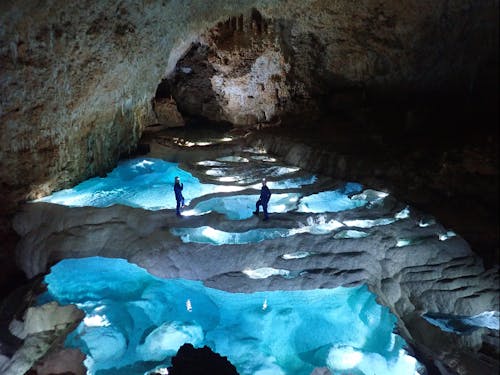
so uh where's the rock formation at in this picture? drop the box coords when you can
[1,0,497,210]
[162,10,291,126]
[0,302,84,375]
[9,138,500,374]
[0,0,498,373]
[152,96,185,129]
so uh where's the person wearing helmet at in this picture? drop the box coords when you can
[254,178,271,221]
[174,176,185,217]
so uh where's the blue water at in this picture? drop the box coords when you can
[171,226,291,245]
[297,189,365,213]
[35,159,206,210]
[34,158,366,217]
[33,158,421,374]
[40,257,420,375]
[34,158,320,211]
[184,193,302,220]
[170,218,352,244]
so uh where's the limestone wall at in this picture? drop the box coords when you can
[0,0,273,211]
[0,0,497,213]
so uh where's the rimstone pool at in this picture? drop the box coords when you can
[40,257,420,375]
[11,151,496,374]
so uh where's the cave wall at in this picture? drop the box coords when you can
[162,1,499,126]
[163,11,292,126]
[1,0,497,212]
[0,0,273,212]
[0,0,498,369]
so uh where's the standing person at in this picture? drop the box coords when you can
[174,176,185,217]
[254,178,271,221]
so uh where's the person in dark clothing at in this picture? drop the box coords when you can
[254,178,271,221]
[174,176,185,216]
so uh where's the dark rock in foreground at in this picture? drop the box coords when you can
[167,343,238,375]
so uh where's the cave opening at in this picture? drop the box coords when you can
[151,45,234,144]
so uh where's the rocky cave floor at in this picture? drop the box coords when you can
[148,114,499,266]
[1,121,498,374]
[278,119,497,267]
[1,115,496,302]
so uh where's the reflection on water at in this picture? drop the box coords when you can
[39,257,422,375]
[34,158,317,210]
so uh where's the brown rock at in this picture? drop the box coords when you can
[153,97,185,128]
[1,0,497,211]
[33,348,86,375]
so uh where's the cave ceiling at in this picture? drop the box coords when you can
[0,0,497,280]
[1,0,497,206]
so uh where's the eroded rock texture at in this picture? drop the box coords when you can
[0,1,498,372]
[0,1,281,209]
[1,302,84,375]
[1,1,497,278]
[162,10,290,126]
[1,0,497,209]
[10,139,499,374]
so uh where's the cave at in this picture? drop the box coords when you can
[0,1,498,374]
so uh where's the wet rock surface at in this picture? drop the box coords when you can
[8,137,499,374]
[248,116,498,267]
[1,0,497,212]
[0,302,84,375]
[0,1,498,373]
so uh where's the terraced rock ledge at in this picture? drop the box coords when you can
[4,134,498,374]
